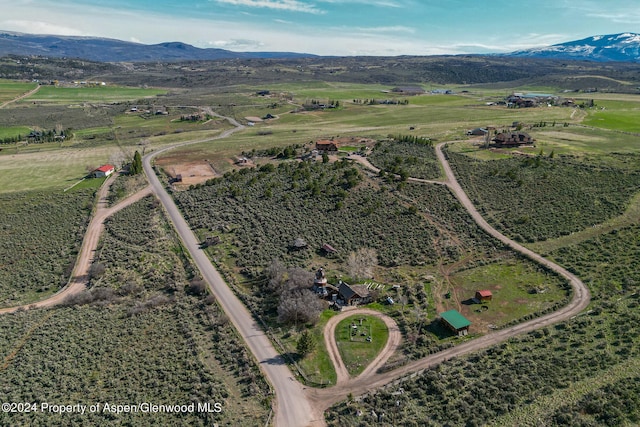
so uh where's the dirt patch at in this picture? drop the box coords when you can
[244,116,264,122]
[156,159,219,187]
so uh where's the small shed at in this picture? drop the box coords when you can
[440,310,471,336]
[475,290,493,302]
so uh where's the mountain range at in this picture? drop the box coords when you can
[509,33,640,63]
[0,31,316,62]
[0,30,639,63]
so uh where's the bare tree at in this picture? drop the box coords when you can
[277,288,324,325]
[346,247,378,280]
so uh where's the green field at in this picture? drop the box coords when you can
[22,84,167,104]
[335,315,389,377]
[0,80,37,103]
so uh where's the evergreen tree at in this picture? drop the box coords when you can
[130,150,142,175]
[297,330,316,357]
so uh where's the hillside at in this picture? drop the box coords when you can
[0,31,315,62]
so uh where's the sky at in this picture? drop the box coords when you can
[0,0,639,56]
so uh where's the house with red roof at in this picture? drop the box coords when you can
[475,290,493,302]
[92,164,115,178]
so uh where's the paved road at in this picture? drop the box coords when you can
[142,119,317,427]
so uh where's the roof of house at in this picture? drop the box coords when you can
[440,310,471,330]
[476,290,493,297]
[338,282,370,300]
[95,164,115,173]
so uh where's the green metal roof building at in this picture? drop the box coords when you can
[440,309,471,336]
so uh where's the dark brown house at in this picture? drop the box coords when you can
[316,140,339,152]
[338,282,371,305]
[492,131,534,147]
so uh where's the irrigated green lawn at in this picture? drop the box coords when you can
[335,315,389,377]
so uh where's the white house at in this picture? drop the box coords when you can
[93,164,115,178]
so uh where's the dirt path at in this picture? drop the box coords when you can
[0,176,152,314]
[0,84,41,109]
[303,142,592,423]
[323,308,401,385]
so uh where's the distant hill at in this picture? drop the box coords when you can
[509,33,640,63]
[0,31,316,62]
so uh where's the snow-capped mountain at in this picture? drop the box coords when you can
[509,33,640,63]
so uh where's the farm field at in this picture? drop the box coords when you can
[0,79,37,103]
[20,84,167,104]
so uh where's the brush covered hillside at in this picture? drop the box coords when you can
[1,54,640,94]
[510,33,640,63]
[0,31,315,62]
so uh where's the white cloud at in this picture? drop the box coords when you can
[0,20,85,36]
[213,0,325,14]
[208,39,265,50]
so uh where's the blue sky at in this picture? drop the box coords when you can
[1,0,638,55]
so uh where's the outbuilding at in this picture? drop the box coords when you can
[475,290,493,302]
[440,309,471,336]
[92,164,115,178]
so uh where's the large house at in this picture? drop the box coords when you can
[492,131,534,147]
[92,164,115,178]
[316,140,339,152]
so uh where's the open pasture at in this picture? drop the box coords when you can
[20,84,167,104]
[0,80,37,103]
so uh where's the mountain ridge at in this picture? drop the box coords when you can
[0,31,316,62]
[508,33,640,63]
[1,30,639,63]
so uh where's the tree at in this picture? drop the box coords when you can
[130,150,142,175]
[277,288,323,325]
[296,330,316,357]
[322,152,329,163]
[346,247,378,280]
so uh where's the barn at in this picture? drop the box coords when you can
[440,310,471,336]
[92,164,115,178]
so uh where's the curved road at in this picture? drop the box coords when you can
[142,117,317,427]
[304,142,591,419]
[323,309,402,385]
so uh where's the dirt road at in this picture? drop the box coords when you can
[0,85,41,109]
[142,117,319,427]
[323,308,402,385]
[303,142,591,421]
[0,175,152,314]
